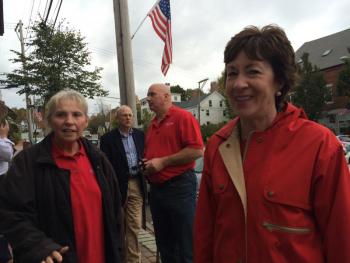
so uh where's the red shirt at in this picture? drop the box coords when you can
[145,106,203,183]
[52,140,105,263]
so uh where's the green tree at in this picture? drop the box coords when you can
[141,110,154,132]
[5,19,107,104]
[170,85,186,101]
[216,69,235,119]
[200,122,226,142]
[11,107,27,125]
[293,53,327,121]
[87,113,107,134]
[337,59,350,97]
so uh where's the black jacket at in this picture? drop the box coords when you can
[100,128,147,228]
[0,134,124,263]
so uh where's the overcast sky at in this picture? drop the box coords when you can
[1,0,350,113]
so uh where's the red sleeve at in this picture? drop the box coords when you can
[313,141,350,262]
[178,111,203,149]
[193,140,216,263]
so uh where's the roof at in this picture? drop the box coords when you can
[175,93,211,109]
[295,28,350,70]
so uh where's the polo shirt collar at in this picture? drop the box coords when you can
[52,138,85,158]
[152,105,175,126]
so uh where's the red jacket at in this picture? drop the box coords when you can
[194,103,350,263]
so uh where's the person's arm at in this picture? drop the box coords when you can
[100,152,125,262]
[0,151,65,263]
[313,141,350,262]
[193,145,215,263]
[0,139,13,162]
[100,134,112,160]
[143,147,203,175]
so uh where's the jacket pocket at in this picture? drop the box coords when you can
[212,172,229,194]
[262,222,311,234]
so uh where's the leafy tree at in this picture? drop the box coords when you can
[200,122,226,142]
[87,113,107,134]
[293,53,327,121]
[337,58,350,97]
[5,19,107,104]
[216,69,235,119]
[170,85,205,102]
[11,107,27,125]
[141,110,154,132]
[170,85,186,101]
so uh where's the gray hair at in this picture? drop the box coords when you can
[45,89,88,126]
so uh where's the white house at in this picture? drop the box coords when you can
[175,91,229,125]
[140,92,181,119]
[140,91,229,126]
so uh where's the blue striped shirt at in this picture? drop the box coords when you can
[119,129,139,175]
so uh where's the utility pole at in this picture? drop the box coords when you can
[197,78,209,125]
[15,20,34,144]
[113,0,138,125]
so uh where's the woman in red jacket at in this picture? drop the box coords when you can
[194,25,350,263]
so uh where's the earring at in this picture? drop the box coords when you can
[276,91,282,96]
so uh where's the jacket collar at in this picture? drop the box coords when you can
[215,103,307,141]
[35,133,96,165]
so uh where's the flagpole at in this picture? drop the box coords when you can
[131,0,159,40]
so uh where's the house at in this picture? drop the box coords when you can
[295,28,350,133]
[140,91,229,126]
[175,90,229,126]
[140,92,181,120]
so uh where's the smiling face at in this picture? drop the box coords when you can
[226,51,280,122]
[49,99,88,147]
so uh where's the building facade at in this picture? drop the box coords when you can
[295,28,350,134]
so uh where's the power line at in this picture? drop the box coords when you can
[43,0,49,20]
[51,0,60,22]
[52,0,63,28]
[44,0,54,24]
[25,0,36,39]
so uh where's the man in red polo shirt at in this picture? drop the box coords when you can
[143,83,203,263]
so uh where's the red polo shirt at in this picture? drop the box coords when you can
[145,106,203,183]
[52,140,105,263]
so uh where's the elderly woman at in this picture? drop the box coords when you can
[194,25,350,262]
[0,90,124,263]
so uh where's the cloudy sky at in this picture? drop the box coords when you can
[1,0,350,113]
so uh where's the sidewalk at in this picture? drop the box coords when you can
[139,222,159,263]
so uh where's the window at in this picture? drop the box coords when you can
[174,96,178,101]
[220,100,223,107]
[223,110,226,117]
[322,49,332,57]
[207,121,210,125]
[206,110,210,116]
[209,100,212,107]
[286,92,295,103]
[325,84,333,104]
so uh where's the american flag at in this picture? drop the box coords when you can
[148,0,172,76]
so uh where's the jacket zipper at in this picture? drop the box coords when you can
[262,222,311,234]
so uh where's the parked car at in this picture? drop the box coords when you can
[194,156,204,195]
[336,135,350,154]
[345,144,350,164]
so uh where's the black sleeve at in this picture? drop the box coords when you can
[0,152,62,263]
[99,152,125,262]
[100,134,112,161]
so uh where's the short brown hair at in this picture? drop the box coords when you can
[224,24,297,110]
